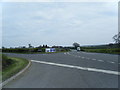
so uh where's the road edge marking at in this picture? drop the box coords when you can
[31,60,120,76]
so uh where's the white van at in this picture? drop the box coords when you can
[77,47,81,51]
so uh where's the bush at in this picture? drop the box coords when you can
[2,57,29,81]
[2,54,14,69]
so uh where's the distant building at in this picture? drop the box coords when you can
[45,48,56,52]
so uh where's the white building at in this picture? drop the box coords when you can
[45,48,56,52]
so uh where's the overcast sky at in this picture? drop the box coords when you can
[2,2,118,47]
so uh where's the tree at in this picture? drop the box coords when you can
[2,54,13,69]
[113,32,120,44]
[2,46,5,49]
[38,45,42,48]
[73,42,80,49]
[28,44,32,48]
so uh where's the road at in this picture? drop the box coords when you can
[3,51,119,88]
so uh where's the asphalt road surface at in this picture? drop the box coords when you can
[3,51,119,88]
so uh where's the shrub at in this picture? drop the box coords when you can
[2,54,13,69]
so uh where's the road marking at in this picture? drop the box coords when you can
[81,52,86,53]
[82,57,85,59]
[67,52,70,54]
[92,59,96,61]
[98,60,104,62]
[64,53,66,55]
[31,60,120,76]
[109,62,115,64]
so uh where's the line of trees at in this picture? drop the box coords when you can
[2,44,70,53]
[2,48,46,53]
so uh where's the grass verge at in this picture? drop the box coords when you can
[2,57,29,81]
[82,48,120,54]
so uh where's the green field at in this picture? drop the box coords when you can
[2,56,29,81]
[80,44,120,54]
[82,48,120,54]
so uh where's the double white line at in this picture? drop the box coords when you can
[31,60,120,76]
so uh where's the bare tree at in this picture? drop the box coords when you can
[113,32,120,44]
[28,44,32,48]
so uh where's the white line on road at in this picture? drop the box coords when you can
[98,60,104,62]
[82,57,85,59]
[92,59,96,61]
[31,60,120,76]
[64,53,66,55]
[109,62,115,64]
[67,52,70,54]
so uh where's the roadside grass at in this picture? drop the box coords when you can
[82,48,120,54]
[2,57,29,81]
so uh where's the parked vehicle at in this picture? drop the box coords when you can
[77,47,81,51]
